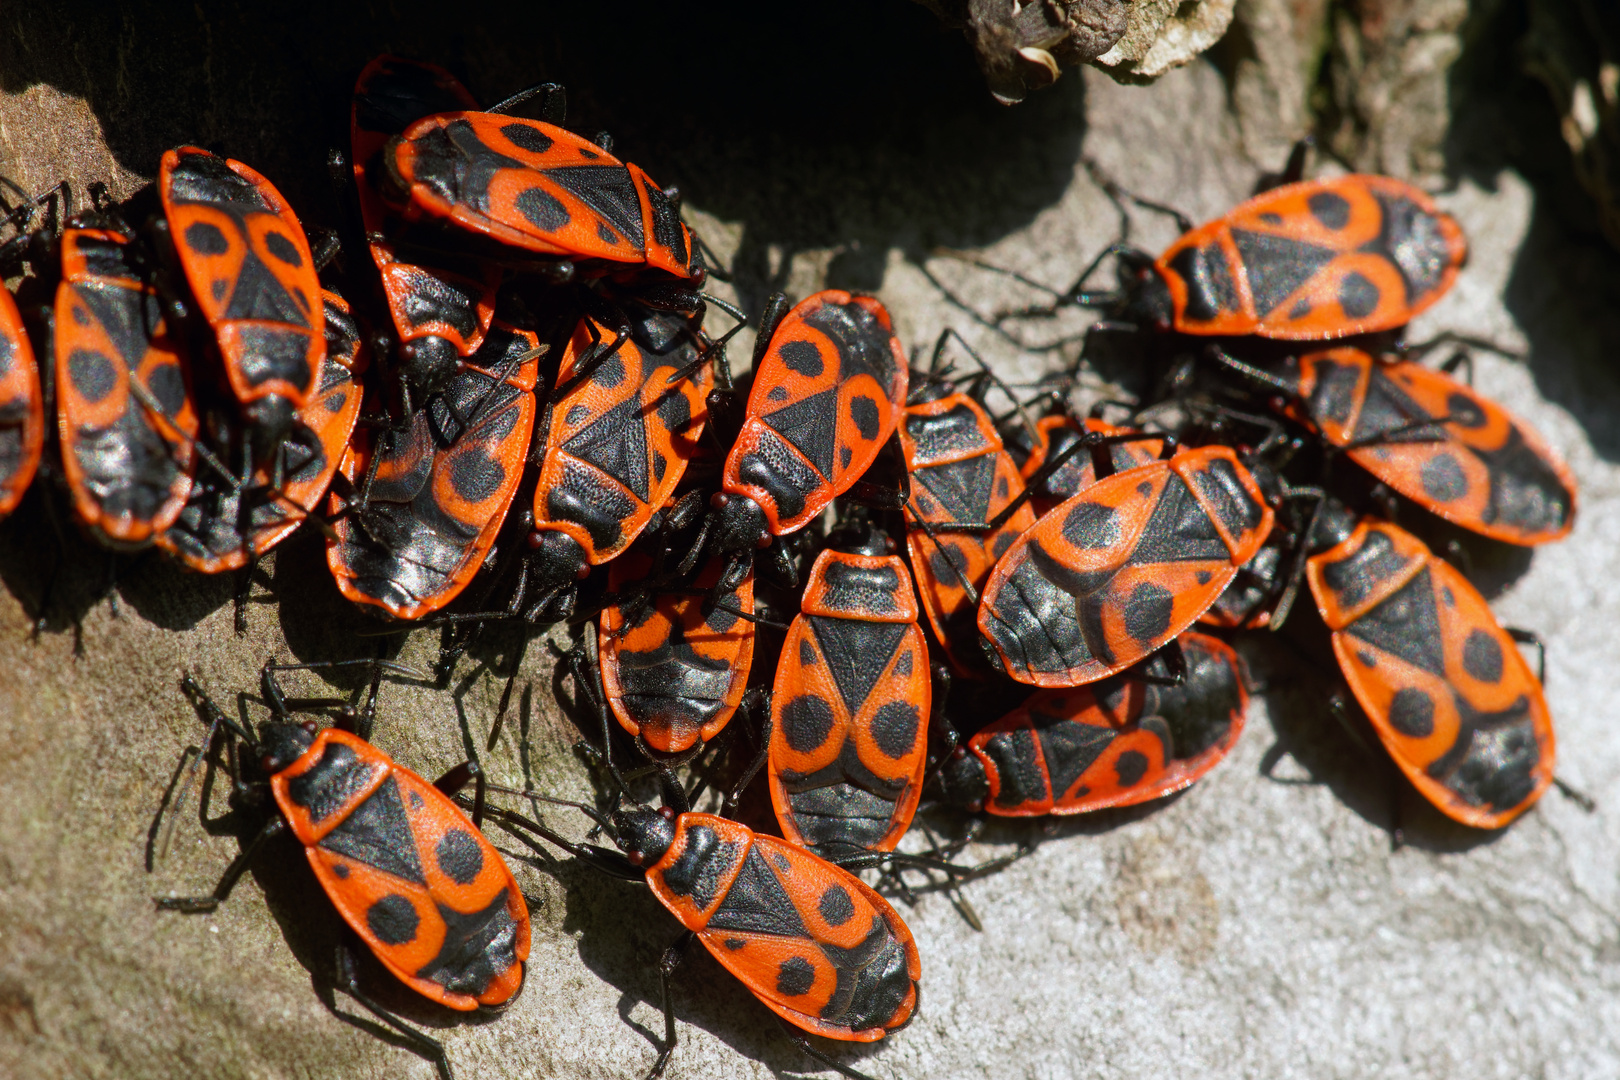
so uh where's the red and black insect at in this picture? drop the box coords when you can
[1007,413,1163,517]
[1212,345,1576,546]
[768,529,934,860]
[482,792,919,1080]
[349,55,500,399]
[934,632,1247,815]
[699,290,908,589]
[53,224,199,547]
[157,671,529,1080]
[157,147,325,465]
[326,321,541,620]
[598,550,757,756]
[0,281,43,519]
[899,380,1036,676]
[519,304,712,621]
[1044,173,1468,341]
[1304,506,1554,828]
[380,108,704,310]
[979,443,1274,687]
[159,287,367,578]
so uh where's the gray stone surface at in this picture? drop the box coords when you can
[0,6,1618,1080]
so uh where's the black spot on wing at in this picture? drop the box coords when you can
[71,281,160,369]
[869,702,921,759]
[184,221,229,256]
[777,955,817,996]
[849,396,881,442]
[819,885,856,927]
[67,349,116,404]
[782,694,836,754]
[436,828,485,885]
[1123,581,1174,645]
[501,122,554,154]
[1063,501,1121,550]
[1338,272,1380,319]
[800,298,900,393]
[516,187,570,231]
[1388,686,1435,737]
[318,775,428,884]
[1462,629,1504,684]
[778,340,824,377]
[1308,190,1351,229]
[1420,454,1469,502]
[366,894,420,945]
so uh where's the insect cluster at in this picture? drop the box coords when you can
[0,53,1582,1080]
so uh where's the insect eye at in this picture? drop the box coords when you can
[658,806,677,820]
[301,720,319,735]
[626,851,645,867]
[710,492,730,510]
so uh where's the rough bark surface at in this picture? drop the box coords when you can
[0,4,1618,1080]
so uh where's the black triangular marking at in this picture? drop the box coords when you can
[1130,475,1229,564]
[762,387,839,479]
[416,888,523,995]
[562,396,650,502]
[914,455,996,524]
[1230,228,1339,316]
[1033,712,1117,798]
[1353,367,1442,444]
[1346,567,1445,677]
[317,775,427,884]
[224,248,311,328]
[801,299,898,390]
[73,281,158,369]
[543,165,645,248]
[808,617,905,718]
[705,846,810,937]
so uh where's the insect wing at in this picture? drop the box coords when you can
[769,551,930,855]
[0,284,43,517]
[55,227,199,546]
[600,553,755,754]
[273,731,529,1010]
[724,291,908,534]
[1308,521,1553,828]
[160,147,324,408]
[533,315,710,564]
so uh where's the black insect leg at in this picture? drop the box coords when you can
[433,759,487,828]
[486,81,566,122]
[1326,691,1404,850]
[335,935,454,1080]
[232,555,256,636]
[779,1021,884,1080]
[154,815,286,912]
[642,930,697,1080]
[720,688,773,816]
